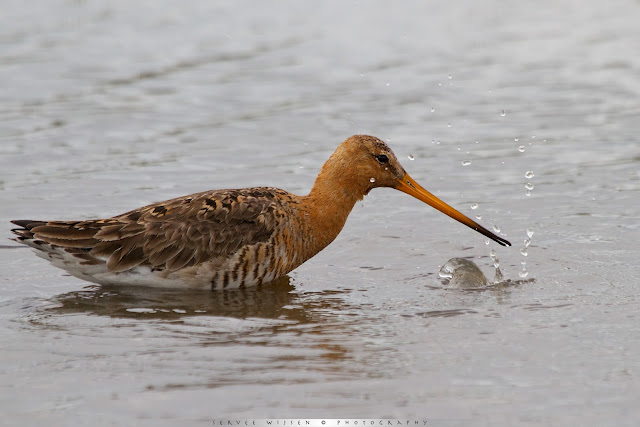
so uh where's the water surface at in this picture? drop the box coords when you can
[1,1,639,425]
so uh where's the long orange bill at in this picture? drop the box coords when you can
[395,173,511,247]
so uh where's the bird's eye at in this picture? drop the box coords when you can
[375,154,389,164]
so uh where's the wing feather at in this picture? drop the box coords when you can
[13,188,288,273]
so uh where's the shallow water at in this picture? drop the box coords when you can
[1,0,640,425]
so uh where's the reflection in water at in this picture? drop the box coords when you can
[30,276,408,389]
[46,276,315,322]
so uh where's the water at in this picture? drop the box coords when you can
[439,257,528,289]
[1,0,640,425]
[439,258,490,289]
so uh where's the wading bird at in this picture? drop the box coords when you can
[12,135,510,289]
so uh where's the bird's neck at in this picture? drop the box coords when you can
[300,156,366,257]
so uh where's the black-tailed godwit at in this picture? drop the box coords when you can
[11,135,510,289]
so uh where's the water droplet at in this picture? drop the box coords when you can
[493,225,501,233]
[476,215,482,220]
[514,137,519,142]
[501,109,506,116]
[525,171,535,179]
[524,238,531,247]
[519,270,529,278]
[485,239,490,245]
[525,182,535,191]
[471,203,478,210]
[462,160,471,166]
[490,249,496,258]
[520,248,528,256]
[531,135,536,139]
[370,177,376,183]
[525,190,532,197]
[448,74,453,80]
[475,140,479,144]
[521,260,527,265]
[408,154,414,160]
[438,270,453,279]
[518,145,525,152]
[384,167,388,171]
[385,82,390,86]
[431,107,435,113]
[526,228,534,238]
[447,123,452,128]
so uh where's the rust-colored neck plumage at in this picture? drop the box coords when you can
[297,146,369,262]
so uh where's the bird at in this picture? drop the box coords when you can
[11,135,511,290]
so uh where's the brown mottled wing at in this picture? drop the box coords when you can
[13,188,288,273]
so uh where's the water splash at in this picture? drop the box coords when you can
[438,264,453,279]
[525,180,534,197]
[518,145,525,152]
[520,228,533,277]
[439,258,488,288]
[525,171,534,179]
[462,160,471,166]
[471,203,478,210]
[408,154,415,160]
[489,249,498,267]
[489,250,504,282]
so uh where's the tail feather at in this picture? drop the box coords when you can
[11,220,100,247]
[11,219,47,240]
[11,219,46,229]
